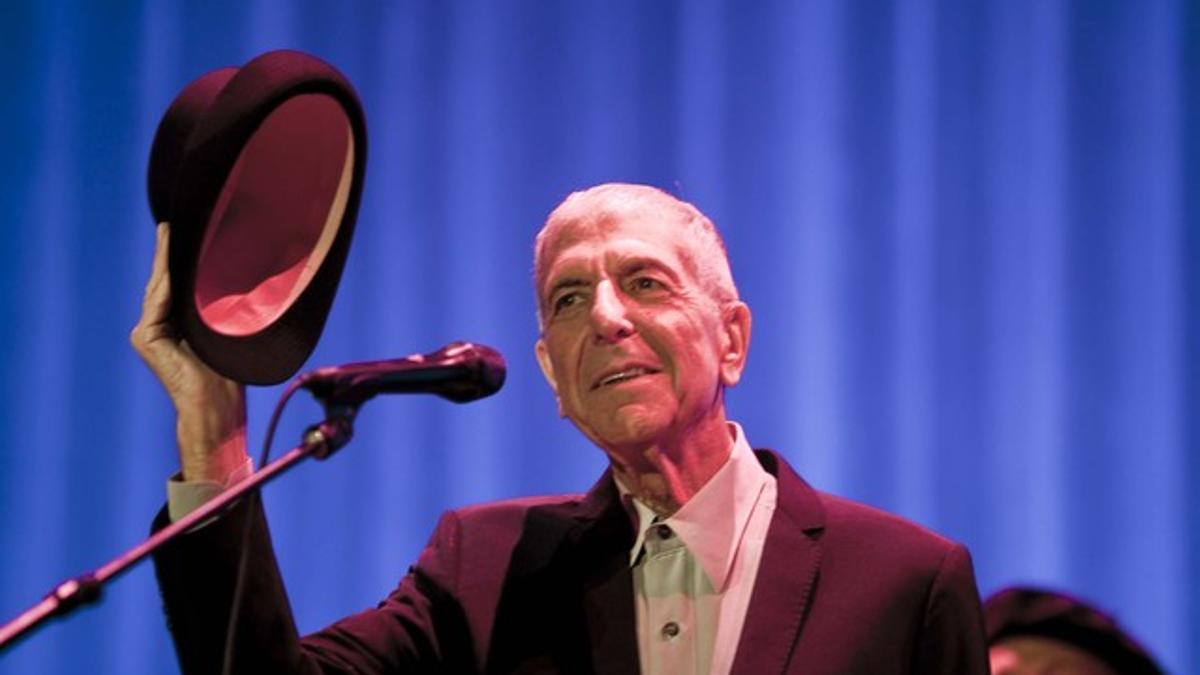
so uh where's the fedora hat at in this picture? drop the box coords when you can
[147,49,367,385]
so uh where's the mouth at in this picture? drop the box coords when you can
[591,365,661,390]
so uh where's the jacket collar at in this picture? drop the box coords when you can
[568,450,826,675]
[728,450,825,675]
[618,423,770,592]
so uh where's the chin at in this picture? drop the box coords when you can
[587,406,671,453]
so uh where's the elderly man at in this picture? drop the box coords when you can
[135,183,988,674]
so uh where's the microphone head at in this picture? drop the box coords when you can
[297,341,506,406]
[432,342,507,403]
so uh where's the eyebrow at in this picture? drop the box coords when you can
[545,277,588,301]
[618,256,681,284]
[542,252,683,300]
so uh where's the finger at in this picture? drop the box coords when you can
[144,222,170,299]
[150,222,170,284]
[133,227,178,361]
[140,223,173,323]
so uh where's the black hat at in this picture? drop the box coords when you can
[147,49,367,384]
[984,586,1163,675]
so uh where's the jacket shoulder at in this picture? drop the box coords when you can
[812,489,968,588]
[450,493,587,532]
[819,491,958,550]
[761,449,962,563]
[421,493,589,575]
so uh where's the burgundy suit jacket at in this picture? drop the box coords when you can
[153,450,988,674]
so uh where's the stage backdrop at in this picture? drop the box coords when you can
[0,1,1195,673]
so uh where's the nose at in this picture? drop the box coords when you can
[590,279,634,343]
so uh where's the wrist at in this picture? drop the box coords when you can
[177,419,251,483]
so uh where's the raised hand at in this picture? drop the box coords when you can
[131,222,250,482]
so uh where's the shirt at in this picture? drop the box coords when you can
[166,455,253,522]
[616,423,777,675]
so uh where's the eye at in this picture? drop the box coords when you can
[552,292,582,315]
[629,276,665,293]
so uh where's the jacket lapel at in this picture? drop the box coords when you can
[573,470,641,675]
[484,471,638,675]
[729,451,826,675]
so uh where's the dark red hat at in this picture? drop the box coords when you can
[147,49,367,385]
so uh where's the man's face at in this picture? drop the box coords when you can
[534,208,750,461]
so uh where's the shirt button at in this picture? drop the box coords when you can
[661,621,680,640]
[655,524,673,540]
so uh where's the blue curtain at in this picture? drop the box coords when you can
[0,1,1194,673]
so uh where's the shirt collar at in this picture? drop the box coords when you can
[614,422,770,592]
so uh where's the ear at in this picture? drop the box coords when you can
[534,337,565,416]
[717,302,751,387]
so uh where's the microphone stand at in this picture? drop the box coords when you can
[0,405,357,654]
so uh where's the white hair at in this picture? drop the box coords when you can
[533,183,738,325]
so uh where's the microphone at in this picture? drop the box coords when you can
[298,342,506,407]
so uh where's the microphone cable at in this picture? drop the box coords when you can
[220,376,306,675]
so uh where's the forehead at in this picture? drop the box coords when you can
[538,210,697,287]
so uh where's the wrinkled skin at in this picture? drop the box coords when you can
[535,212,750,514]
[130,222,250,482]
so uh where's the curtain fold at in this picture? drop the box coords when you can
[0,2,1193,672]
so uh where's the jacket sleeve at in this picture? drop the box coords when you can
[151,496,474,674]
[911,543,990,675]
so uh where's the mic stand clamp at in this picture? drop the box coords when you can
[0,404,361,654]
[304,404,357,460]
